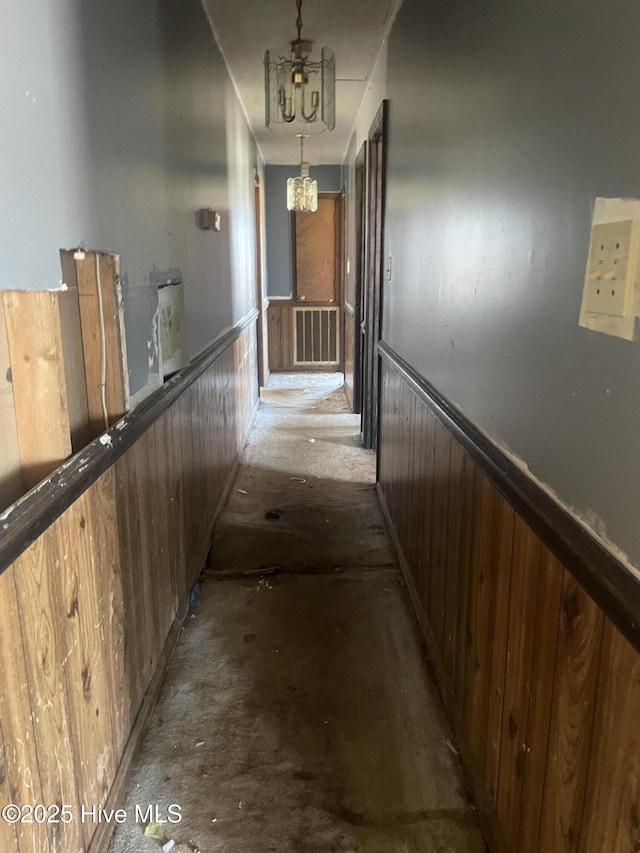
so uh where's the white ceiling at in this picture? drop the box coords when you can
[203,0,399,165]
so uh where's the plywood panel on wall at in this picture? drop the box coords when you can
[377,353,640,853]
[70,251,129,437]
[2,289,90,491]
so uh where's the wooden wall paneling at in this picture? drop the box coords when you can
[377,353,640,853]
[465,479,513,778]
[210,365,223,521]
[453,452,477,714]
[11,531,84,852]
[538,571,604,853]
[0,320,258,853]
[94,469,128,759]
[0,565,48,852]
[147,422,173,643]
[168,405,186,601]
[132,435,160,680]
[197,377,213,552]
[442,438,465,692]
[2,290,86,491]
[428,420,452,656]
[52,484,118,846]
[0,740,18,853]
[226,347,237,477]
[343,310,355,408]
[113,451,146,724]
[418,409,437,611]
[73,252,128,437]
[378,365,391,491]
[396,383,412,563]
[386,367,398,517]
[516,548,563,853]
[414,400,431,624]
[483,492,516,806]
[406,392,421,573]
[210,364,223,512]
[179,392,196,574]
[267,302,293,371]
[495,515,542,849]
[409,399,426,592]
[200,373,215,530]
[154,413,178,619]
[579,619,640,853]
[0,299,23,510]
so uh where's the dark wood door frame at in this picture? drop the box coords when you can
[361,101,388,450]
[352,141,367,416]
[254,174,268,387]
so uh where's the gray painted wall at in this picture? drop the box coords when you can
[265,165,342,297]
[379,0,640,569]
[0,0,259,397]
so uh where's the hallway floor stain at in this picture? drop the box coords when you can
[109,374,486,853]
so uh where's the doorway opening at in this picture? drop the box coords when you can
[267,191,344,373]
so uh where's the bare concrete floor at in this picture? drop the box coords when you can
[109,374,485,853]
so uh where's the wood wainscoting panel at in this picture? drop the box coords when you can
[0,321,259,853]
[377,349,640,853]
[580,618,640,852]
[0,564,48,852]
[538,572,603,853]
[267,301,293,371]
[343,307,355,408]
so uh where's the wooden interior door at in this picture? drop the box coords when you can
[293,194,337,303]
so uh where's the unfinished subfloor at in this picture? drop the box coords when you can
[109,373,485,853]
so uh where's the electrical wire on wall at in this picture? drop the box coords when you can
[94,253,110,433]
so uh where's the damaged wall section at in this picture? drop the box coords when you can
[0,0,260,400]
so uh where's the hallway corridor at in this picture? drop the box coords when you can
[109,375,485,853]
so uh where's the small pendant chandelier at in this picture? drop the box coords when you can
[264,0,336,135]
[287,135,318,212]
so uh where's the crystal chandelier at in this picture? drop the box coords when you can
[264,0,336,134]
[287,135,318,212]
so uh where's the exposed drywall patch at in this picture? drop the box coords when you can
[119,274,160,397]
[148,303,160,370]
[158,283,188,378]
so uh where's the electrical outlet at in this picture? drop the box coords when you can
[582,219,640,317]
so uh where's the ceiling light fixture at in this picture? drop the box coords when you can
[287,135,318,212]
[264,0,336,134]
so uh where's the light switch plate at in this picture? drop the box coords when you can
[583,220,639,317]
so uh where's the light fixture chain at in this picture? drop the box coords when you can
[296,0,303,40]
